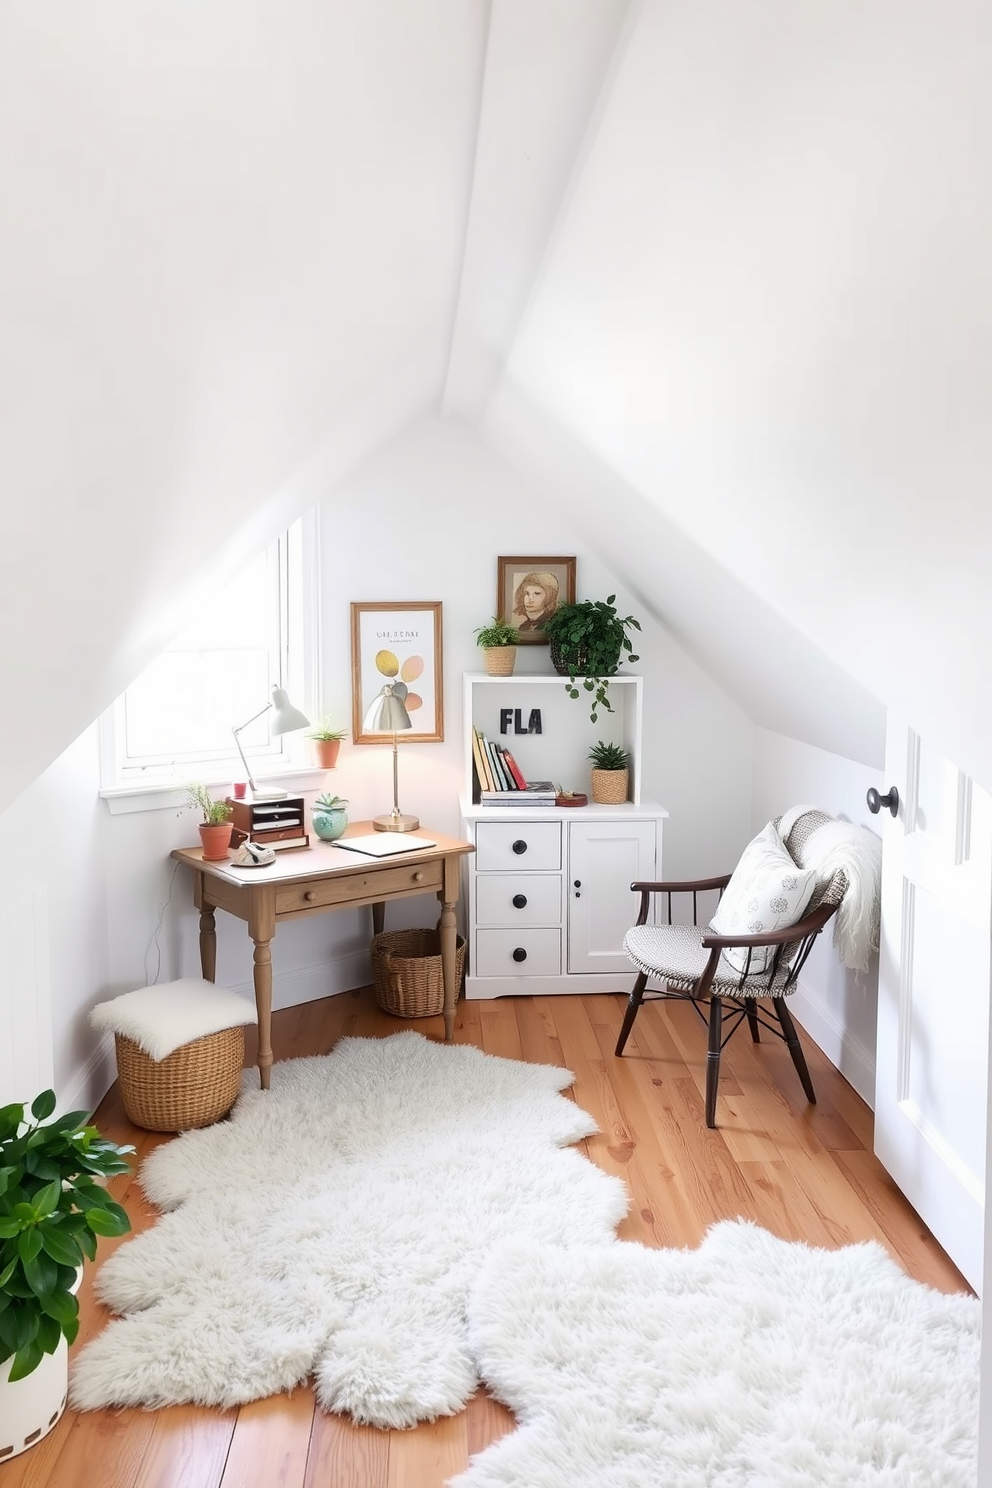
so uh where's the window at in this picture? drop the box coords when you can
[101,513,320,799]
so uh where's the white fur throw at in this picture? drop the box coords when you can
[779,805,882,973]
[89,978,256,1061]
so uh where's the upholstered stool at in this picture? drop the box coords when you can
[90,978,257,1132]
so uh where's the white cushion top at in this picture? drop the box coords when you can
[90,978,257,1062]
[708,822,818,974]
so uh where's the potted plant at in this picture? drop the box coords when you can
[544,595,641,722]
[185,782,234,861]
[306,721,348,770]
[0,1090,133,1458]
[474,617,520,676]
[311,792,349,841]
[588,740,630,805]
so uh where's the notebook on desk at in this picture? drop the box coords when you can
[334,834,437,857]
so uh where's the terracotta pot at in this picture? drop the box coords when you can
[483,646,517,676]
[198,822,233,861]
[313,738,342,770]
[590,767,629,805]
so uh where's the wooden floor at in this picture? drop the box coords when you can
[2,986,969,1488]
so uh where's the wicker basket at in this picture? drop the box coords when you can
[115,1026,245,1132]
[371,928,467,1018]
[590,767,629,805]
[483,646,517,676]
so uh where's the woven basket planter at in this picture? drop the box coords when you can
[115,1026,244,1132]
[371,928,467,1018]
[483,646,517,676]
[590,767,629,805]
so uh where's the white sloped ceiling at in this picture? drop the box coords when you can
[2,0,988,807]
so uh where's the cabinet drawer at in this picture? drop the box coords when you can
[274,859,442,914]
[475,928,561,978]
[475,874,562,927]
[475,821,561,872]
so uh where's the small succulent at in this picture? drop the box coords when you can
[314,793,348,810]
[306,721,348,742]
[587,741,630,771]
[184,782,233,825]
[474,617,520,648]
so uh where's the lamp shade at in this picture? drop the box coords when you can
[270,687,309,735]
[368,687,413,733]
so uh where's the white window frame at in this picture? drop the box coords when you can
[99,510,324,814]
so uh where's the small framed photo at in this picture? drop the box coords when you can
[496,556,576,645]
[351,602,444,743]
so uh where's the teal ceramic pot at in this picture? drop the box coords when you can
[311,806,348,841]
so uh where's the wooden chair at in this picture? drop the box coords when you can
[614,810,848,1127]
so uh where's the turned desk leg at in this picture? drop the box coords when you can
[439,899,457,1043]
[252,938,274,1090]
[199,908,217,983]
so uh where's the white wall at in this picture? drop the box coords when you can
[751,727,881,1106]
[0,416,755,1110]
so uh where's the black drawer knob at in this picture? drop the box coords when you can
[512,894,528,909]
[512,839,527,855]
[867,786,899,818]
[573,880,581,888]
[512,947,527,963]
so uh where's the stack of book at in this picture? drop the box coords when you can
[471,729,558,806]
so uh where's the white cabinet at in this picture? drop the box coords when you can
[460,672,666,998]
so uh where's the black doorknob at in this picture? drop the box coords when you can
[867,785,899,817]
[512,894,527,909]
[512,839,527,855]
[512,947,527,962]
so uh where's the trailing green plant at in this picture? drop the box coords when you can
[306,721,348,742]
[314,793,348,810]
[544,595,641,722]
[474,617,519,648]
[184,782,233,825]
[0,1091,133,1381]
[588,740,630,772]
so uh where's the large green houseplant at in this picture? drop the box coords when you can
[544,595,641,722]
[0,1091,133,1384]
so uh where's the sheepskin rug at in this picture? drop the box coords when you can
[455,1221,980,1487]
[70,1032,627,1425]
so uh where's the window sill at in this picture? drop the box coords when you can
[100,768,331,816]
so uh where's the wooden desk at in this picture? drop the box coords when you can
[172,823,475,1089]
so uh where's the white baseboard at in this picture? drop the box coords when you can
[789,980,876,1110]
[60,1037,118,1120]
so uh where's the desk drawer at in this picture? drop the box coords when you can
[275,859,443,914]
[475,928,561,977]
[475,821,561,872]
[475,874,561,927]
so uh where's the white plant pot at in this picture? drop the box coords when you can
[0,1339,69,1460]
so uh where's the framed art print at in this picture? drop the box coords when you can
[496,556,576,644]
[350,602,443,743]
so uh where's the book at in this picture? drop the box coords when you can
[473,729,496,793]
[471,729,494,794]
[501,747,528,791]
[483,735,510,791]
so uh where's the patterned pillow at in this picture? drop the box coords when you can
[709,822,818,974]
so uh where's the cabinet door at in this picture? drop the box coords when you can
[567,819,657,974]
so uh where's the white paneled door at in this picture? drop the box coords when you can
[873,718,992,1293]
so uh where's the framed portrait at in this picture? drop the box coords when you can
[496,556,576,644]
[351,602,444,744]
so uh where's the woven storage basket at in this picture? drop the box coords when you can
[371,928,467,1018]
[590,767,629,805]
[115,1026,244,1132]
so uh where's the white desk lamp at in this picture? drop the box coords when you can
[232,687,309,801]
[366,684,419,832]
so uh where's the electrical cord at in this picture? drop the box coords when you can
[146,859,180,986]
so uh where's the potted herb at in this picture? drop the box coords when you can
[306,721,348,771]
[587,740,630,805]
[0,1091,132,1457]
[185,782,234,861]
[544,595,641,721]
[474,618,520,676]
[311,793,349,841]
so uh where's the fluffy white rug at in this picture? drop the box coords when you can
[456,1222,979,1488]
[70,1032,626,1425]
